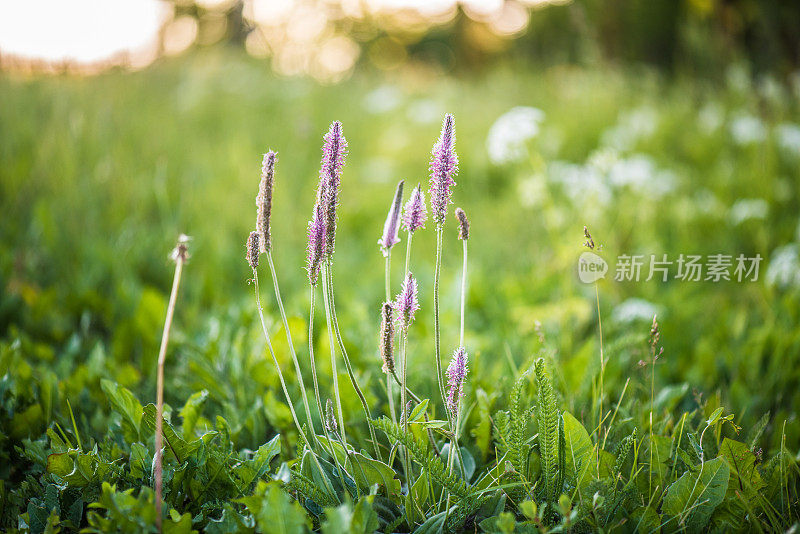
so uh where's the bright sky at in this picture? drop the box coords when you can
[0,0,169,64]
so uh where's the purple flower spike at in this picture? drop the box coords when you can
[394,272,419,331]
[402,184,427,233]
[429,114,459,227]
[306,199,326,285]
[319,121,348,259]
[446,346,468,415]
[256,151,275,253]
[379,180,404,257]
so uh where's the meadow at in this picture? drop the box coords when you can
[1,50,799,532]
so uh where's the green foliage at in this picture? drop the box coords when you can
[535,358,561,503]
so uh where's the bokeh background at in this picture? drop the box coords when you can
[1,0,799,453]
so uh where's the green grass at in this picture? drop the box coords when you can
[1,51,799,531]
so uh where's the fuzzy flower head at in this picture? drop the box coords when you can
[429,114,459,227]
[402,184,427,233]
[246,231,260,270]
[319,121,348,259]
[393,272,419,331]
[256,151,275,253]
[379,302,395,375]
[306,199,326,285]
[325,399,338,434]
[455,207,469,240]
[379,180,404,256]
[446,346,468,415]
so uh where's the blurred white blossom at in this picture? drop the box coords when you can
[729,198,769,225]
[766,244,800,289]
[364,85,402,114]
[729,114,767,145]
[698,103,724,134]
[608,154,677,196]
[601,106,658,151]
[486,106,545,165]
[776,123,800,156]
[612,298,660,324]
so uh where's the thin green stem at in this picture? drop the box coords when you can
[433,227,449,422]
[324,261,383,460]
[253,271,337,500]
[307,286,348,493]
[459,239,467,348]
[400,333,413,515]
[266,252,315,437]
[320,264,347,445]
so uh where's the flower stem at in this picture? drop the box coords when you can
[307,286,349,492]
[266,251,315,438]
[253,271,337,500]
[320,264,347,445]
[155,250,185,532]
[324,261,383,460]
[433,227,449,422]
[459,240,467,348]
[385,253,397,426]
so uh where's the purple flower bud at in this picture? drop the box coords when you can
[306,199,326,285]
[319,121,348,259]
[402,184,427,233]
[429,114,458,227]
[446,346,468,415]
[454,207,469,240]
[379,302,395,374]
[256,151,275,253]
[246,231,260,270]
[379,180,404,257]
[393,272,419,331]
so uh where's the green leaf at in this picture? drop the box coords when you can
[562,411,595,486]
[129,442,149,479]
[717,438,764,499]
[662,457,730,531]
[141,403,201,463]
[253,482,310,534]
[408,399,429,423]
[345,452,401,496]
[179,390,209,440]
[405,470,430,525]
[101,380,143,442]
[235,435,281,490]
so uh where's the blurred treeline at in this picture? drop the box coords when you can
[168,0,800,76]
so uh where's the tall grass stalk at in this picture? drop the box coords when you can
[324,262,383,460]
[433,227,449,421]
[265,251,316,437]
[252,270,337,499]
[154,236,188,532]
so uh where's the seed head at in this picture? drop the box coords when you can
[169,234,191,263]
[325,399,338,434]
[393,272,419,331]
[402,184,427,233]
[429,114,458,227]
[379,180,404,257]
[455,207,469,240]
[319,121,348,259]
[446,346,468,415]
[246,231,260,270]
[379,301,395,374]
[306,198,326,285]
[583,226,595,250]
[256,151,275,253]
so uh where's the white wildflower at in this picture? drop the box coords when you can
[612,298,661,324]
[766,244,800,289]
[729,198,769,225]
[486,106,545,165]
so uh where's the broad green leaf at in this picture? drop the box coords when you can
[717,438,764,499]
[235,435,281,490]
[562,411,595,486]
[141,403,201,463]
[253,482,310,534]
[345,452,401,496]
[629,506,660,533]
[129,442,149,479]
[101,380,142,442]
[405,470,430,525]
[662,457,729,532]
[179,390,209,440]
